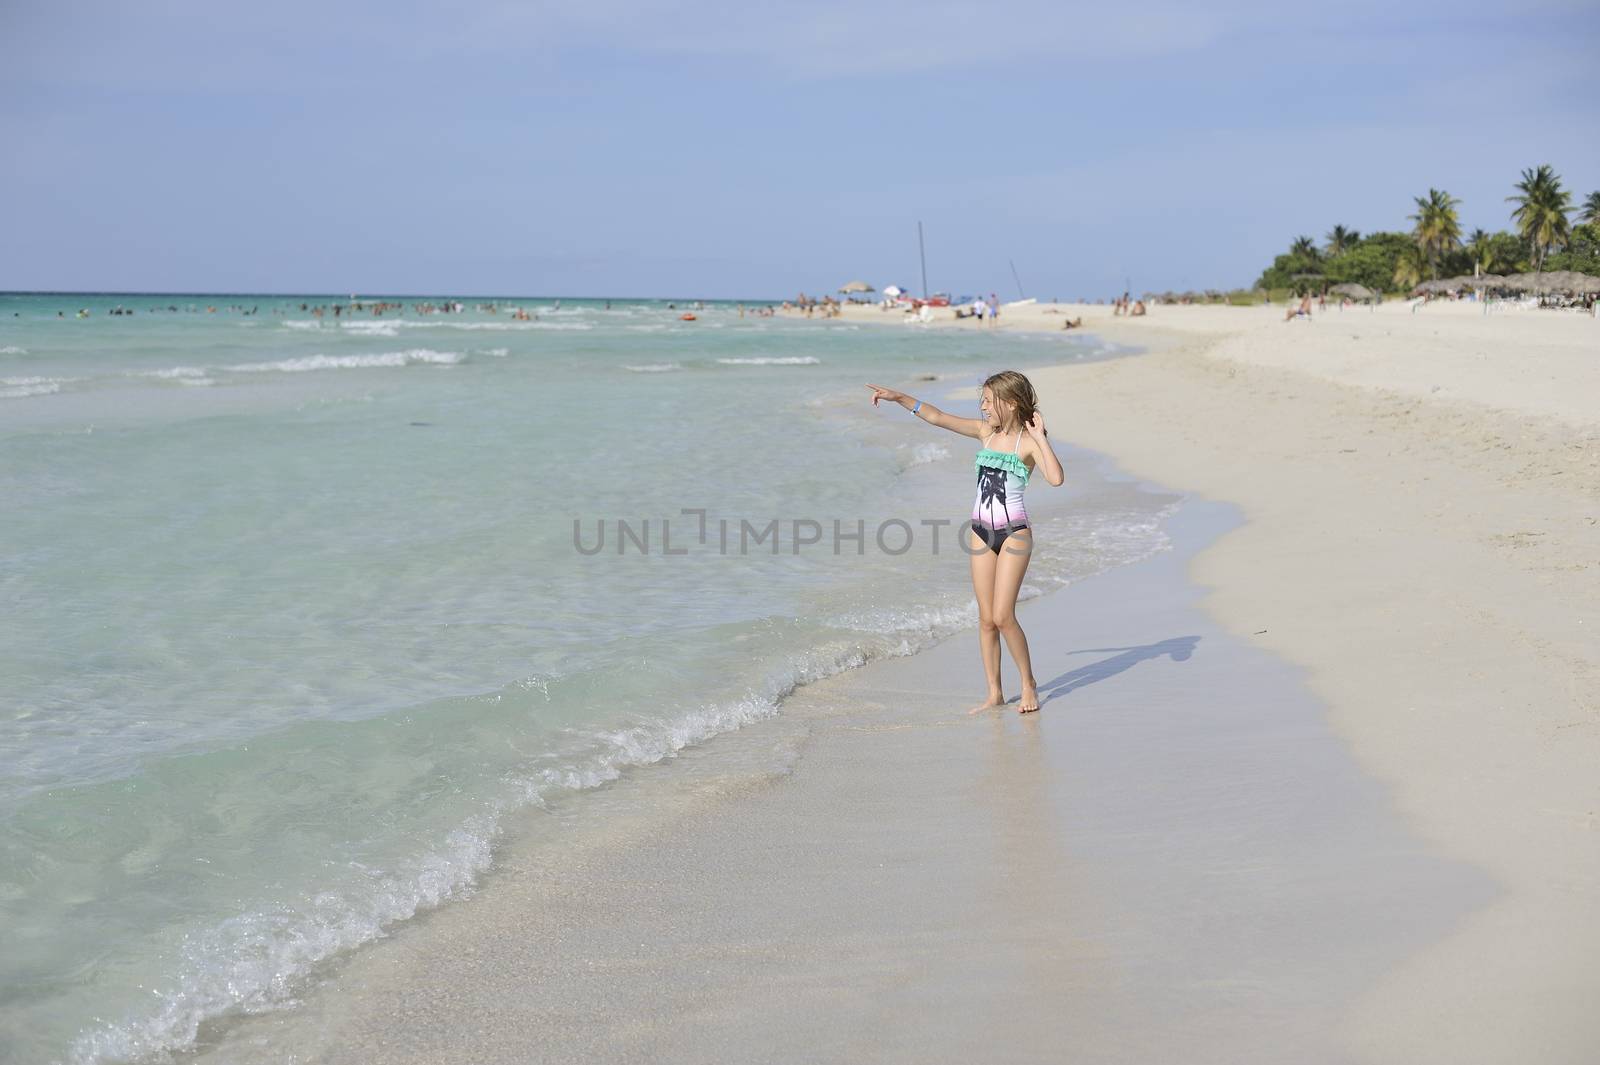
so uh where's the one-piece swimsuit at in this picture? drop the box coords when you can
[972,431,1029,554]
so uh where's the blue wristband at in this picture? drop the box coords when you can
[912,400,922,414]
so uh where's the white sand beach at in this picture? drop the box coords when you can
[195,300,1597,1064]
[840,296,1600,1059]
[1020,301,1600,1063]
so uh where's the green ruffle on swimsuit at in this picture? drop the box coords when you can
[973,447,1030,485]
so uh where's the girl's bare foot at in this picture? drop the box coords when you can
[1018,682,1040,714]
[968,689,1006,714]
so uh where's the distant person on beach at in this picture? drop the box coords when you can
[1061,316,1083,330]
[1284,293,1312,321]
[865,372,1066,714]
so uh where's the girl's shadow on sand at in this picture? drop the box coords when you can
[1036,636,1200,708]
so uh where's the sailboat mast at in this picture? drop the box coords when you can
[918,221,929,300]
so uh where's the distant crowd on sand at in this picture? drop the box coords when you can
[954,293,1004,324]
[784,294,843,318]
[1111,292,1147,317]
[1281,291,1369,322]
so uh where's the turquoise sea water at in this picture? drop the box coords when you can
[0,293,1176,1063]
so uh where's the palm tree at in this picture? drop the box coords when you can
[1466,228,1498,274]
[977,466,1013,526]
[1290,235,1320,260]
[1581,191,1600,226]
[1324,225,1360,256]
[1507,165,1572,272]
[1393,244,1423,291]
[1408,188,1462,280]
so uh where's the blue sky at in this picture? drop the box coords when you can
[3,1,1597,298]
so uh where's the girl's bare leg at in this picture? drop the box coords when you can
[967,528,1005,713]
[993,530,1040,713]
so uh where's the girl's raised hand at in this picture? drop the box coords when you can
[865,383,906,407]
[1026,410,1047,438]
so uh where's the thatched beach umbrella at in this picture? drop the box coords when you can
[838,280,874,294]
[1496,271,1598,294]
[1541,270,1600,294]
[1513,272,1548,293]
[1464,274,1504,289]
[1329,282,1375,300]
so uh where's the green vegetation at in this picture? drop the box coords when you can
[1324,225,1360,257]
[1507,165,1571,271]
[1409,189,1462,280]
[1255,165,1599,294]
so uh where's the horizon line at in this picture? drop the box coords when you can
[0,289,791,302]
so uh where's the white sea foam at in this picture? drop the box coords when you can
[66,823,498,1065]
[63,661,827,1065]
[338,321,400,337]
[898,441,950,468]
[479,347,509,357]
[1,375,69,399]
[225,350,466,374]
[332,319,593,332]
[0,345,27,354]
[445,321,592,332]
[715,356,820,366]
[131,366,219,388]
[261,315,605,336]
[623,362,682,373]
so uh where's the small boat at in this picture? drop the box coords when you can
[679,313,697,321]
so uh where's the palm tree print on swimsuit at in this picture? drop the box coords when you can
[977,465,1014,527]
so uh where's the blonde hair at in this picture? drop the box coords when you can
[980,370,1043,435]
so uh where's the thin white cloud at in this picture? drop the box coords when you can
[5,0,1594,91]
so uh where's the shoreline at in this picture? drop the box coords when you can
[777,298,1600,1058]
[149,300,1600,1061]
[196,467,1490,1064]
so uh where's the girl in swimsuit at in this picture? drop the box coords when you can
[865,371,1065,714]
